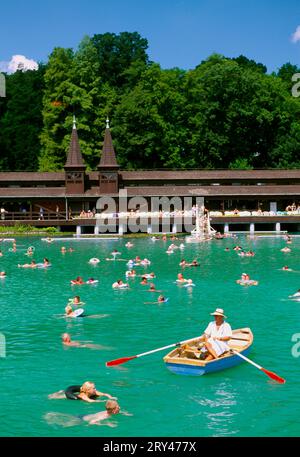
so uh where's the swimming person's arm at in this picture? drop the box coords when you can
[95,390,115,399]
[78,393,101,403]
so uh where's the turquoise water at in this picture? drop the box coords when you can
[0,235,299,437]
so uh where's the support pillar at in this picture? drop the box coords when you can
[224,223,229,233]
[250,223,255,234]
[76,225,81,236]
[275,222,281,233]
[118,223,125,235]
[94,225,99,235]
[147,224,152,234]
[172,223,177,234]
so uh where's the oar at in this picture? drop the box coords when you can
[230,349,286,384]
[105,336,201,367]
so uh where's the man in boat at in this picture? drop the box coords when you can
[183,308,232,361]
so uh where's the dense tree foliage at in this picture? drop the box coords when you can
[0,65,45,170]
[0,32,300,171]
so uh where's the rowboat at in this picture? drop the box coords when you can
[163,327,253,376]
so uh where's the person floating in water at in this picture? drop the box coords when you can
[48,381,115,402]
[67,296,85,306]
[18,260,37,268]
[61,333,108,350]
[44,400,130,428]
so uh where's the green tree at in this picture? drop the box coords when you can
[113,63,188,169]
[0,65,45,170]
[39,47,78,171]
[91,32,149,89]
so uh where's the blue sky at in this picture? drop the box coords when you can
[1,0,300,72]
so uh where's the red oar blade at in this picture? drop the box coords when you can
[261,368,286,384]
[106,355,137,367]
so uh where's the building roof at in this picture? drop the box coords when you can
[98,120,119,169]
[120,169,300,181]
[64,118,86,169]
[125,185,300,197]
[0,172,65,182]
[1,184,298,199]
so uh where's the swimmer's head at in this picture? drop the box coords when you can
[105,400,120,414]
[65,305,73,315]
[62,333,71,342]
[80,381,96,396]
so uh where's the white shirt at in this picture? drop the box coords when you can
[203,321,232,356]
[204,321,232,339]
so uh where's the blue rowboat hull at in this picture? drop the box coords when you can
[165,347,252,376]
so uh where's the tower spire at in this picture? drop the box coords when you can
[64,118,86,169]
[98,119,119,169]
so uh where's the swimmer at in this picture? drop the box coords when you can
[44,400,128,428]
[61,246,67,253]
[18,260,37,268]
[86,278,98,284]
[125,242,134,248]
[111,250,121,257]
[48,381,115,402]
[88,258,100,264]
[142,272,156,279]
[179,243,185,250]
[233,246,242,251]
[158,295,166,303]
[179,259,187,267]
[147,283,162,293]
[70,276,84,285]
[289,289,300,298]
[140,277,148,285]
[281,247,291,252]
[236,273,258,286]
[68,296,85,306]
[176,273,188,283]
[43,258,51,267]
[186,260,199,267]
[26,246,34,256]
[144,295,168,305]
[0,250,3,257]
[125,270,136,278]
[140,258,151,265]
[65,304,76,317]
[282,266,292,271]
[61,333,107,349]
[112,280,129,289]
[81,400,121,425]
[0,271,6,277]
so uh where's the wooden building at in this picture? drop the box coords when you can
[0,119,300,232]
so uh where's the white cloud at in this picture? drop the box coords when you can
[0,55,38,74]
[291,26,300,43]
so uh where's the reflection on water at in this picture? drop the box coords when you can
[44,412,82,428]
[190,382,239,436]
